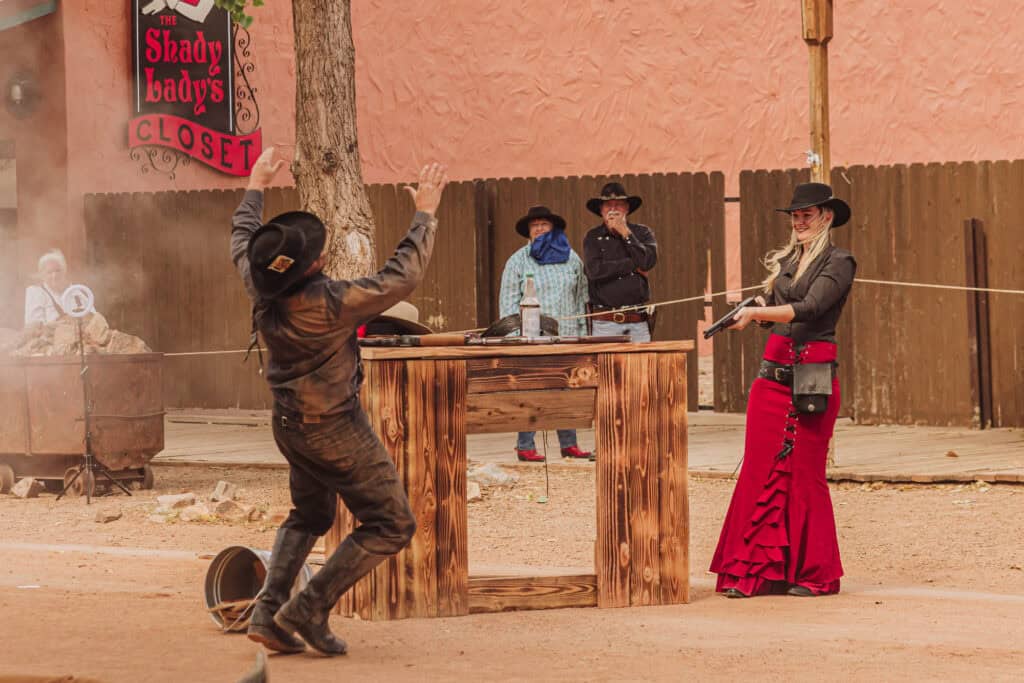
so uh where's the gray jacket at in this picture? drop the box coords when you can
[231,190,437,416]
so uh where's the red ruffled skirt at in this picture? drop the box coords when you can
[709,334,844,596]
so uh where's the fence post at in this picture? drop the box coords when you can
[473,179,495,328]
[964,218,993,428]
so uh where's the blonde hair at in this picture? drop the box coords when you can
[761,209,834,293]
[37,248,67,274]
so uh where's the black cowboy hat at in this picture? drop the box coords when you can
[515,205,567,238]
[775,182,851,228]
[247,211,327,298]
[586,182,642,216]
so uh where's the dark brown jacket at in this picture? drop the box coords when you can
[231,190,437,416]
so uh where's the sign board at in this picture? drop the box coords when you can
[129,0,262,176]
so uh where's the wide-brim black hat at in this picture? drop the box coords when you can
[775,182,851,228]
[248,211,327,298]
[515,205,567,238]
[586,182,642,216]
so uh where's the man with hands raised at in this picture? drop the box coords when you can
[231,147,448,656]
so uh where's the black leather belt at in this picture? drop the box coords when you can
[758,360,837,387]
[758,360,794,386]
[274,407,346,426]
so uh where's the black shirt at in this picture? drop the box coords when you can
[582,222,658,308]
[767,244,857,344]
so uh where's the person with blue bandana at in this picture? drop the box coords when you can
[498,205,592,462]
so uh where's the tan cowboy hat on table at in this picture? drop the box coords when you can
[364,301,434,336]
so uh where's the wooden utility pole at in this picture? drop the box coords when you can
[801,0,833,184]
[803,1,837,466]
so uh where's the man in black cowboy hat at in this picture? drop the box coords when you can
[582,182,658,341]
[231,147,448,656]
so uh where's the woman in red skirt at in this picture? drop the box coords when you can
[710,182,856,598]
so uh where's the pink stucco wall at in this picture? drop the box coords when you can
[9,1,1023,293]
[351,1,1024,185]
[61,1,1024,193]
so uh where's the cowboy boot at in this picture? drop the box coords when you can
[247,527,317,654]
[516,448,545,462]
[560,445,592,459]
[274,537,388,656]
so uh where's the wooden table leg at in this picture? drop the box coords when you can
[327,358,468,620]
[595,351,689,608]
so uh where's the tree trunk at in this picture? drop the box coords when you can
[290,0,375,279]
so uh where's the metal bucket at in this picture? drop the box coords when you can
[204,545,314,632]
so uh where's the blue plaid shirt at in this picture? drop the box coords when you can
[498,244,588,336]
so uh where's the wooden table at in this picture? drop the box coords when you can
[325,340,694,620]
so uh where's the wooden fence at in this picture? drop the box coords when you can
[84,172,724,409]
[483,173,725,410]
[715,161,1024,427]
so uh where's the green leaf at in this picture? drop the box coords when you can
[213,0,260,26]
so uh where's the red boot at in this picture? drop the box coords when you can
[560,446,592,459]
[516,449,545,462]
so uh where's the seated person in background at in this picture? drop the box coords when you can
[24,249,69,326]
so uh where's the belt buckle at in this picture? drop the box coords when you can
[774,367,787,382]
[612,311,626,323]
[280,415,289,427]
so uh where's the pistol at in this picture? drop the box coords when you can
[703,296,758,339]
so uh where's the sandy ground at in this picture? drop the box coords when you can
[1,464,1023,682]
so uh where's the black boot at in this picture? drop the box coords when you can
[274,537,387,656]
[247,527,318,654]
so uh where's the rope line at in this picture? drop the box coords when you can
[852,278,1024,295]
[161,277,1023,358]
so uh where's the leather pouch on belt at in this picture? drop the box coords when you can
[793,362,832,414]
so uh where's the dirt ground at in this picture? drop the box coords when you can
[2,463,1023,682]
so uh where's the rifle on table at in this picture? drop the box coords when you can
[359,333,470,347]
[702,296,758,339]
[470,335,632,345]
[360,334,632,347]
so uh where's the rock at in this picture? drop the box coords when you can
[105,330,151,354]
[179,503,212,522]
[0,327,19,354]
[247,507,265,522]
[467,481,482,502]
[213,499,252,520]
[83,312,112,347]
[11,477,45,499]
[467,463,519,488]
[147,514,169,524]
[95,507,122,524]
[9,318,153,357]
[213,498,243,515]
[157,492,196,510]
[211,480,237,502]
[52,319,78,351]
